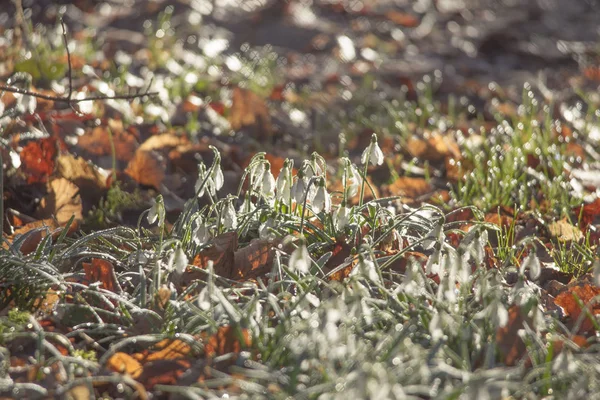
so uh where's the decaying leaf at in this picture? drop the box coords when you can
[495,305,532,366]
[406,133,460,163]
[38,178,83,225]
[204,326,252,358]
[383,176,432,202]
[125,150,166,190]
[548,218,584,242]
[192,232,238,279]
[554,283,600,333]
[106,352,143,379]
[139,133,188,153]
[232,238,281,280]
[76,125,139,166]
[82,258,120,293]
[228,87,273,140]
[19,137,58,183]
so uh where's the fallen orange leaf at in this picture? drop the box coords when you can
[82,258,120,293]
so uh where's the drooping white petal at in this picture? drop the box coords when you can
[192,218,211,245]
[222,201,238,229]
[333,206,351,230]
[212,165,224,191]
[312,184,331,214]
[147,197,165,226]
[292,176,307,204]
[261,167,276,197]
[170,246,189,275]
[347,164,362,197]
[289,243,311,274]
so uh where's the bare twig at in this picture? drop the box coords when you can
[0,18,158,108]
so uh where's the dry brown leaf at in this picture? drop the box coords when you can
[106,352,143,379]
[19,137,58,184]
[82,258,120,293]
[139,133,188,153]
[76,125,139,165]
[191,232,238,279]
[204,326,252,358]
[548,218,583,242]
[228,87,273,140]
[495,305,531,366]
[125,150,166,190]
[3,219,59,254]
[65,384,92,400]
[39,178,83,225]
[406,133,460,163]
[233,238,281,281]
[56,153,108,189]
[140,339,193,362]
[138,359,191,389]
[325,239,354,281]
[383,177,432,202]
[384,10,420,27]
[554,283,600,333]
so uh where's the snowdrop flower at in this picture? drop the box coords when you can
[168,245,189,275]
[260,162,276,198]
[347,163,363,197]
[238,193,256,213]
[211,164,224,192]
[333,204,351,230]
[521,251,541,280]
[222,200,238,229]
[306,152,325,179]
[195,163,216,197]
[147,195,165,226]
[291,169,309,204]
[289,242,311,274]
[192,217,211,245]
[259,217,276,240]
[276,159,293,202]
[361,133,384,166]
[351,254,381,283]
[312,178,331,213]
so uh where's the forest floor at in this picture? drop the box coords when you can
[2,1,600,398]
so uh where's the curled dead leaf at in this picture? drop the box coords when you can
[548,218,583,242]
[228,87,272,140]
[233,238,281,281]
[495,305,532,366]
[38,178,83,225]
[125,150,166,190]
[82,258,120,293]
[76,125,139,166]
[20,137,58,184]
[383,177,432,202]
[204,326,252,358]
[106,352,143,379]
[554,283,600,333]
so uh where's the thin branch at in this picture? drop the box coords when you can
[0,18,158,107]
[60,18,73,104]
[0,85,159,103]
